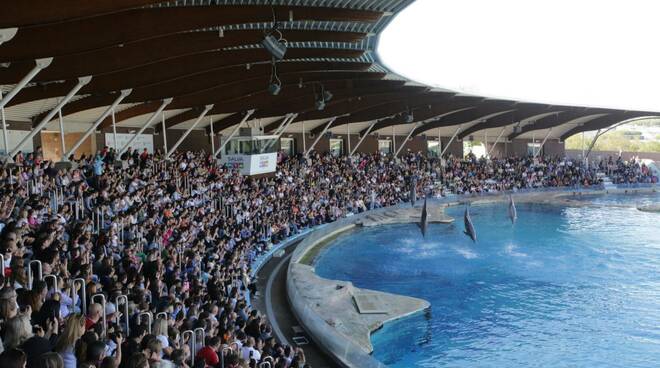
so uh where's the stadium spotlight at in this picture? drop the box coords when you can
[262,32,287,60]
[268,60,281,95]
[315,85,332,110]
[262,10,287,61]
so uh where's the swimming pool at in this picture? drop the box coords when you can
[315,195,660,368]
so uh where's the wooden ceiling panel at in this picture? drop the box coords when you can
[0,6,381,61]
[0,30,367,84]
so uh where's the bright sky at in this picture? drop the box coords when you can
[378,0,660,113]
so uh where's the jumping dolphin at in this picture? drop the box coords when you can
[419,197,428,238]
[410,177,417,207]
[508,194,517,224]
[463,203,477,242]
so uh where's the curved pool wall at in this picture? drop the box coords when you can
[286,186,657,368]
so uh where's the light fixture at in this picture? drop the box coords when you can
[315,84,332,110]
[268,60,281,95]
[262,9,288,60]
[323,90,333,102]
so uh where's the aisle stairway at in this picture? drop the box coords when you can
[599,173,617,190]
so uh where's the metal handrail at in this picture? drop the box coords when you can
[73,278,87,315]
[115,295,129,335]
[91,294,107,338]
[194,327,205,350]
[138,311,153,334]
[44,274,58,291]
[182,330,195,366]
[220,346,234,368]
[155,312,168,321]
[27,260,42,290]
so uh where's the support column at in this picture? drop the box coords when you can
[0,28,18,47]
[305,117,336,156]
[394,123,419,157]
[111,107,118,151]
[351,120,376,156]
[263,113,297,152]
[487,127,507,157]
[346,121,351,156]
[271,114,294,137]
[217,110,255,156]
[437,128,442,158]
[0,89,7,155]
[209,116,215,157]
[535,128,553,158]
[166,105,213,158]
[58,109,66,160]
[585,129,602,159]
[161,112,168,156]
[302,121,306,154]
[0,57,53,110]
[391,125,396,155]
[440,124,463,157]
[65,89,133,160]
[117,97,171,157]
[10,75,91,157]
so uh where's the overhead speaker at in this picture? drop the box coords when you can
[261,34,287,60]
[315,99,326,111]
[404,112,414,123]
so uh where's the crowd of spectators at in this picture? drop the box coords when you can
[0,146,655,368]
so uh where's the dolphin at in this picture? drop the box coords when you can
[410,177,417,207]
[419,197,428,238]
[463,203,477,242]
[508,194,517,224]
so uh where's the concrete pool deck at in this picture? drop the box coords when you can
[286,186,657,368]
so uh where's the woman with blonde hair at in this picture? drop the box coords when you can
[54,314,86,368]
[40,352,64,368]
[0,287,18,321]
[2,315,33,349]
[153,317,172,356]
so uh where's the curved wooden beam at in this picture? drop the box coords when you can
[456,104,552,140]
[310,91,470,135]
[357,98,474,136]
[10,48,366,106]
[507,110,592,140]
[559,112,651,141]
[207,80,408,133]
[98,70,383,130]
[30,70,381,127]
[0,30,367,84]
[0,1,161,28]
[411,102,518,137]
[0,6,381,61]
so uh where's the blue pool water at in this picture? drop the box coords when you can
[315,195,660,368]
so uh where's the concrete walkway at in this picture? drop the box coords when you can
[253,239,339,368]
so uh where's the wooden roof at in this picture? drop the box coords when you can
[1,0,655,142]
